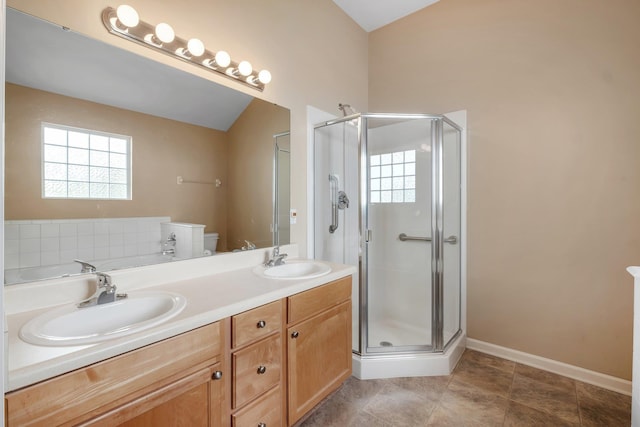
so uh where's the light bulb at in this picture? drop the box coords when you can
[187,38,205,57]
[238,61,252,77]
[214,51,231,68]
[258,69,272,84]
[155,23,175,43]
[116,5,139,27]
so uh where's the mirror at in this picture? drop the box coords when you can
[4,8,290,284]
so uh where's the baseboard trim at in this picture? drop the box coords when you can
[466,338,632,396]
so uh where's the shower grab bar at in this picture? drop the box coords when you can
[329,174,339,233]
[398,233,458,244]
[328,174,350,234]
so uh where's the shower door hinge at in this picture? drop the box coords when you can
[365,229,372,242]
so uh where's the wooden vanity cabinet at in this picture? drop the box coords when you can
[229,300,285,427]
[6,274,354,427]
[5,322,225,427]
[286,277,352,426]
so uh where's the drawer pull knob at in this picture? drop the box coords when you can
[212,371,223,380]
[257,320,267,328]
[257,365,267,374]
[258,423,266,427]
[291,331,299,339]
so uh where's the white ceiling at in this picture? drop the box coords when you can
[6,8,253,132]
[333,0,440,32]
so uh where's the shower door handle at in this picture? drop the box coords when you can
[444,235,458,244]
[398,233,431,242]
[398,233,458,244]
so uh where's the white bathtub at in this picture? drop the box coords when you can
[5,253,176,285]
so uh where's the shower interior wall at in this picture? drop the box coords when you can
[313,120,360,351]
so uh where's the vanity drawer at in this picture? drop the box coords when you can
[232,334,281,409]
[232,300,282,349]
[287,276,351,324]
[232,386,281,427]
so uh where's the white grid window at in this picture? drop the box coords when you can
[370,150,416,204]
[42,123,132,200]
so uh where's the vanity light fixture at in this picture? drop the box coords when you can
[102,5,272,91]
[114,5,139,29]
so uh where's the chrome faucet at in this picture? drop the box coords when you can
[265,246,288,267]
[74,259,96,273]
[162,232,176,255]
[242,240,257,251]
[78,272,127,308]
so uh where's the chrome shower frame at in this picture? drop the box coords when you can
[272,131,290,246]
[314,112,463,358]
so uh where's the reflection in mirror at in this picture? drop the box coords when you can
[273,132,291,246]
[4,8,290,284]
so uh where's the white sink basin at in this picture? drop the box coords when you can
[255,260,331,280]
[20,291,186,346]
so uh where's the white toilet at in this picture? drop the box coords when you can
[204,232,219,255]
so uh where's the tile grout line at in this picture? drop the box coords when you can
[574,380,584,426]
[424,373,456,424]
[501,362,518,426]
[507,363,584,425]
[358,380,393,426]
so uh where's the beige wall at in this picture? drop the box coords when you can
[5,84,229,247]
[226,99,289,250]
[369,0,640,379]
[8,0,370,255]
[11,0,633,383]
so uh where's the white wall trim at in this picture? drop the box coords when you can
[467,338,632,396]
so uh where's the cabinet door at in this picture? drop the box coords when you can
[82,365,224,427]
[287,300,352,425]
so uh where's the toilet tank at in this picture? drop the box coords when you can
[204,233,219,254]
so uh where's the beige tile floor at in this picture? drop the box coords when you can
[297,350,631,426]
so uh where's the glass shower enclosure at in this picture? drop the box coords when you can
[314,113,463,361]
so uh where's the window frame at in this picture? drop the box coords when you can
[370,149,416,204]
[41,122,133,200]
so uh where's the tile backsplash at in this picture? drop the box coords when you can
[5,217,170,269]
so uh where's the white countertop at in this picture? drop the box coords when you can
[5,245,356,392]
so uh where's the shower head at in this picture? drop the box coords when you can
[338,103,357,117]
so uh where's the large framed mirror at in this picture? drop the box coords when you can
[4,8,290,284]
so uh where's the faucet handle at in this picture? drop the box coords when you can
[97,272,115,292]
[74,259,96,273]
[273,246,280,257]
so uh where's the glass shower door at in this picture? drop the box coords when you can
[441,119,462,347]
[363,116,435,352]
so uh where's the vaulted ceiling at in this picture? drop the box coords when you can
[332,0,440,32]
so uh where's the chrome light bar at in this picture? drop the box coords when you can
[101,5,271,91]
